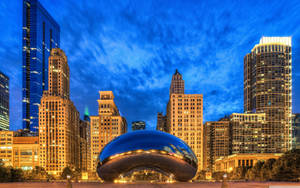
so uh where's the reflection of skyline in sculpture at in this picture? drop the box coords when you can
[97,130,197,182]
[99,130,197,163]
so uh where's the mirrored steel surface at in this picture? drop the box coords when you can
[97,130,198,182]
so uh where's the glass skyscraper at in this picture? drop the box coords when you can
[0,71,9,130]
[22,0,60,132]
[244,37,292,153]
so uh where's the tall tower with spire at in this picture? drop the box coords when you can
[169,69,184,96]
[166,69,204,170]
[48,48,69,99]
[39,48,80,175]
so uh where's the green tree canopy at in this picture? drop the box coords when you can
[271,149,300,181]
[61,166,73,180]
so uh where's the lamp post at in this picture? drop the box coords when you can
[221,173,229,188]
[67,175,72,188]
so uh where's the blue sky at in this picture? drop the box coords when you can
[0,0,300,130]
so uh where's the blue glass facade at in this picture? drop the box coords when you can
[0,71,9,130]
[22,0,60,132]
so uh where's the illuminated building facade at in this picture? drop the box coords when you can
[215,153,282,173]
[156,112,168,132]
[230,113,266,154]
[0,71,9,130]
[90,115,99,173]
[244,37,292,152]
[0,131,39,170]
[0,131,13,166]
[90,91,127,172]
[12,136,39,170]
[22,0,60,132]
[83,110,92,173]
[39,49,80,175]
[203,113,267,172]
[292,113,300,149]
[79,119,89,172]
[47,49,70,99]
[169,69,184,96]
[166,70,204,170]
[203,120,230,171]
[132,121,146,131]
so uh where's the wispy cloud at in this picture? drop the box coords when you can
[0,0,300,130]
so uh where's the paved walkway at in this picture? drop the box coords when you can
[0,182,300,188]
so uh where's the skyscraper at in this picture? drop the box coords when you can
[39,49,80,175]
[292,114,300,149]
[166,70,204,170]
[48,49,69,98]
[156,112,168,132]
[203,120,230,171]
[90,115,99,173]
[169,69,184,96]
[90,91,127,172]
[82,109,92,173]
[22,0,60,132]
[244,37,292,153]
[79,119,89,173]
[132,121,146,131]
[0,71,9,130]
[167,93,203,170]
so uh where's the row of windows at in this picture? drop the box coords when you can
[172,96,202,100]
[172,103,201,106]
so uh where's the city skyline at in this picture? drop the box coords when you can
[0,1,300,130]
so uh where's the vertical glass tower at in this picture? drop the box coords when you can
[244,37,292,153]
[0,71,9,130]
[22,0,60,132]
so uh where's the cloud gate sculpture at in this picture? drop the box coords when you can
[97,130,198,182]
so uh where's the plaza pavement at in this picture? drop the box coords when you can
[0,182,300,188]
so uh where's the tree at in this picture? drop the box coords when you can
[212,171,226,181]
[0,159,25,182]
[73,167,81,182]
[230,166,250,180]
[0,162,10,182]
[8,167,24,182]
[61,166,73,180]
[245,161,264,181]
[271,149,300,181]
[260,158,276,181]
[195,170,207,180]
[28,166,49,180]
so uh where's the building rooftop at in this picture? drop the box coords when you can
[259,36,291,46]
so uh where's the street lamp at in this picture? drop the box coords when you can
[67,175,72,188]
[221,173,229,188]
